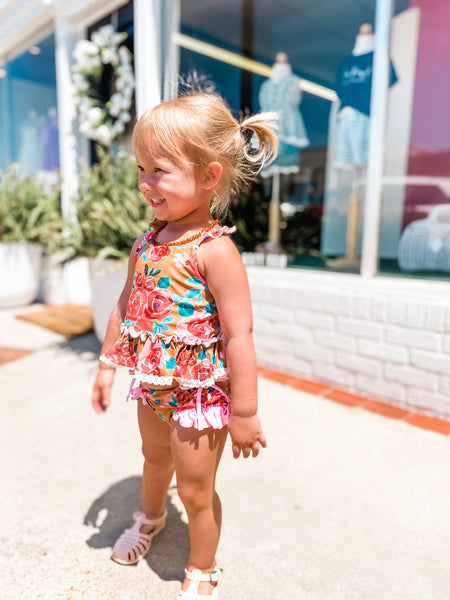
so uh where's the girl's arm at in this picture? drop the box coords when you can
[199,236,267,458]
[91,236,143,414]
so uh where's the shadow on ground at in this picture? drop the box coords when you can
[60,332,102,356]
[84,476,189,581]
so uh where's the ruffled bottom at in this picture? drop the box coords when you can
[173,402,229,430]
[127,379,230,430]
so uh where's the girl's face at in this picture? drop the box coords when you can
[136,153,211,225]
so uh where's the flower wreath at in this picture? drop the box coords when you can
[71,24,135,146]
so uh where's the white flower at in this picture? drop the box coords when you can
[113,32,127,46]
[117,73,135,89]
[72,73,89,92]
[101,48,119,66]
[79,122,96,138]
[86,106,103,126]
[119,46,131,63]
[112,121,125,136]
[73,39,98,61]
[72,24,134,145]
[95,124,113,146]
[119,111,131,123]
[91,24,115,47]
[108,93,124,117]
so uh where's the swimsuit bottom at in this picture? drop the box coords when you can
[128,380,230,430]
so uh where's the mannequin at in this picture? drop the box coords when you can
[18,108,42,174]
[258,52,309,245]
[41,105,60,171]
[327,24,397,268]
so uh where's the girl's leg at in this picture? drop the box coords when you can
[138,402,175,526]
[170,421,228,595]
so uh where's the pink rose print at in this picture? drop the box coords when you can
[186,317,215,340]
[117,340,134,357]
[134,289,174,331]
[149,245,170,262]
[176,389,193,408]
[188,254,205,281]
[144,277,156,291]
[135,272,156,291]
[139,345,162,376]
[126,287,148,321]
[174,347,197,380]
[145,289,174,320]
[135,272,145,287]
[177,315,217,342]
[107,342,135,368]
[192,360,213,383]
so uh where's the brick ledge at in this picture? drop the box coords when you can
[257,367,450,436]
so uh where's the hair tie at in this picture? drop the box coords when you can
[239,122,252,144]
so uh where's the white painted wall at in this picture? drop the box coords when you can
[248,266,450,419]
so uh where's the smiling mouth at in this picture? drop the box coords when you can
[150,199,165,205]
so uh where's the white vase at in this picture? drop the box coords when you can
[89,258,128,342]
[0,241,43,307]
[39,255,92,305]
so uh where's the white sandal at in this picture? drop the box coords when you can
[176,567,221,599]
[111,510,167,565]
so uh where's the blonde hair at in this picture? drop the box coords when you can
[132,93,278,217]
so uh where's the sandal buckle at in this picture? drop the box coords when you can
[209,570,220,584]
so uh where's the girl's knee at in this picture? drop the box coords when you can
[177,481,213,513]
[141,440,173,467]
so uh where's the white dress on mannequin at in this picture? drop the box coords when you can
[18,109,42,174]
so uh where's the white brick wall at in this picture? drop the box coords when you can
[248,267,450,419]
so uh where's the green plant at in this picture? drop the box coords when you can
[65,145,153,261]
[224,178,271,252]
[0,166,63,247]
[281,203,323,255]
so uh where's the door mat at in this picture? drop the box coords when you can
[16,304,94,338]
[0,348,32,366]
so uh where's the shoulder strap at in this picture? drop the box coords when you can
[198,223,237,245]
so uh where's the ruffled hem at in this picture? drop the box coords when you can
[135,369,228,388]
[100,327,228,389]
[199,223,236,243]
[172,404,230,430]
[119,323,221,347]
[99,355,228,389]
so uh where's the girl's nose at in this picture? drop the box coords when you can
[139,174,155,191]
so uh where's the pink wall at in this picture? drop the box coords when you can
[403,0,450,227]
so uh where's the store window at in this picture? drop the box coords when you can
[381,0,450,279]
[0,34,58,176]
[177,0,419,273]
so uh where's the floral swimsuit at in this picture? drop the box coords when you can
[101,220,236,430]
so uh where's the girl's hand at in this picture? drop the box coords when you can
[227,413,267,459]
[91,368,115,413]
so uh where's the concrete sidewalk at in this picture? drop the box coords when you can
[0,305,449,600]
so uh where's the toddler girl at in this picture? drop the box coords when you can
[91,92,277,599]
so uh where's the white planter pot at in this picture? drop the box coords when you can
[0,242,43,307]
[89,258,128,342]
[39,255,92,305]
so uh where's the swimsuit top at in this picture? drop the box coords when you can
[100,219,236,389]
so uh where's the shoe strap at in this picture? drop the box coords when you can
[184,568,221,584]
[133,510,166,526]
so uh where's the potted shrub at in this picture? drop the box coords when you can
[61,146,152,340]
[0,167,63,307]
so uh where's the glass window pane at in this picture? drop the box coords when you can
[178,0,409,272]
[0,34,58,176]
[382,0,450,279]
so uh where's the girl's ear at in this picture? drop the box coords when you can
[202,161,223,190]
